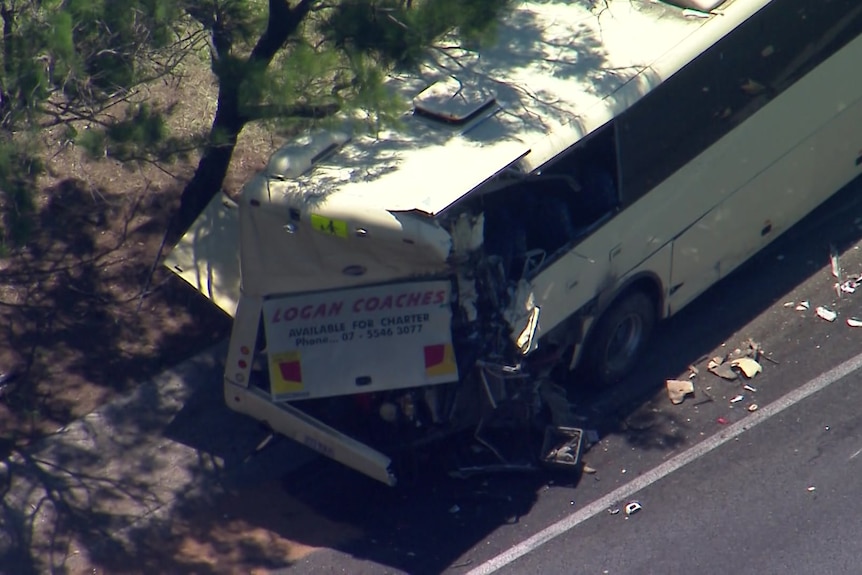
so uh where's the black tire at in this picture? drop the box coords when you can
[581,290,656,387]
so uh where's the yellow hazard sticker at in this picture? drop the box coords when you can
[310,214,348,238]
[270,350,304,394]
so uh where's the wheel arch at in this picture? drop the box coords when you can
[568,271,665,372]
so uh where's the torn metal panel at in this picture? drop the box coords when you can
[164,192,241,316]
[225,382,396,486]
[503,280,541,355]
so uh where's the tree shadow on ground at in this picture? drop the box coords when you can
[0,177,231,459]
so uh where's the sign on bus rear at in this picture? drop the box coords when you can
[262,280,458,401]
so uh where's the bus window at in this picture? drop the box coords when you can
[481,124,620,280]
[618,0,862,206]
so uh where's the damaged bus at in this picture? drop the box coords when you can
[165,0,862,485]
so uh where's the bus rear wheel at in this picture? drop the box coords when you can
[582,290,656,387]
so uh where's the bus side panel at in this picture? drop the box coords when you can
[668,35,862,313]
[726,95,862,272]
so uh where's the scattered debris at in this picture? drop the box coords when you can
[731,357,763,378]
[730,394,744,404]
[449,504,461,514]
[541,426,583,469]
[816,306,837,322]
[807,486,816,492]
[796,301,810,311]
[717,417,729,425]
[748,404,759,412]
[624,501,642,516]
[743,384,757,393]
[705,339,773,381]
[666,379,695,405]
[848,317,862,328]
[783,301,795,308]
[608,507,620,515]
[830,244,842,280]
[708,357,739,380]
[582,464,597,474]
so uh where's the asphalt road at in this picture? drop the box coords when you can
[266,175,862,575]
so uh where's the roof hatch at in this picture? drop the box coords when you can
[413,77,496,125]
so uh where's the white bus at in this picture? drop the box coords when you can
[167,0,862,485]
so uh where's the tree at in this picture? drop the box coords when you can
[0,0,197,246]
[0,0,510,245]
[173,0,512,234]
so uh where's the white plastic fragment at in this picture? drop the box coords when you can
[730,394,744,403]
[848,317,862,328]
[743,384,757,393]
[783,301,795,308]
[816,306,837,322]
[795,301,810,311]
[807,486,816,492]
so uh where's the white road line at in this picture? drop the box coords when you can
[465,350,862,575]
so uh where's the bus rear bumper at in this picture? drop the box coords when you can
[224,380,397,486]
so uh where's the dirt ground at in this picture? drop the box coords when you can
[0,61,279,460]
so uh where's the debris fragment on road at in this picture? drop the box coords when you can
[743,384,757,393]
[717,417,729,425]
[807,486,816,492]
[706,339,770,380]
[730,394,744,403]
[541,426,583,469]
[731,357,763,378]
[708,357,739,380]
[816,306,837,322]
[666,379,695,405]
[830,244,842,280]
[796,300,810,311]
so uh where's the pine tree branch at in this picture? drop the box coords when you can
[239,101,340,123]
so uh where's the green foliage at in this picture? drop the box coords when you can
[0,139,42,248]
[0,0,511,242]
[323,0,511,65]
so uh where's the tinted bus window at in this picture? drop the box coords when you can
[618,0,862,205]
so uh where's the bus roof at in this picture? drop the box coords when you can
[261,0,763,216]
